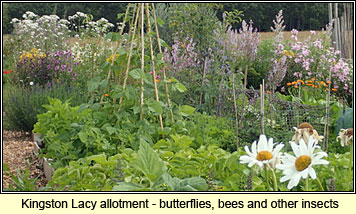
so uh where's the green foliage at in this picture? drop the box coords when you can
[2,3,12,34]
[33,98,95,168]
[316,151,353,191]
[335,108,354,134]
[168,3,220,57]
[3,162,40,191]
[3,84,88,132]
[47,154,122,191]
[249,39,274,89]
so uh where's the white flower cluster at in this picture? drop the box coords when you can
[68,11,115,37]
[22,11,38,20]
[11,11,71,54]
[68,12,88,20]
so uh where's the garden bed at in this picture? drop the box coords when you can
[2,130,47,190]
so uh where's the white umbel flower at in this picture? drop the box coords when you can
[276,137,329,189]
[240,135,284,168]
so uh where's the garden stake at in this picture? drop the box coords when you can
[118,4,140,112]
[323,70,332,151]
[140,3,145,120]
[100,4,130,104]
[145,3,164,131]
[238,64,249,128]
[232,73,239,149]
[199,55,208,106]
[152,3,174,124]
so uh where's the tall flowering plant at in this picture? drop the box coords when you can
[10,11,71,56]
[266,10,288,93]
[15,48,79,87]
[287,21,353,97]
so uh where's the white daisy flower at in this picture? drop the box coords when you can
[337,128,353,147]
[276,137,329,189]
[240,134,284,168]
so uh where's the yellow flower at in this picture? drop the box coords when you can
[106,53,119,63]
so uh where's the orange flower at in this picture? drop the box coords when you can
[292,81,297,85]
[168,79,172,83]
[105,93,109,97]
[311,78,316,81]
[287,82,292,86]
[325,88,329,91]
[306,80,313,84]
[326,80,331,84]
[266,90,271,94]
[294,85,298,88]
[332,88,338,92]
[306,83,313,86]
[156,79,160,83]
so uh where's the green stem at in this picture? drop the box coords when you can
[305,176,309,191]
[267,164,278,191]
[348,142,353,191]
[264,164,270,191]
[316,177,324,191]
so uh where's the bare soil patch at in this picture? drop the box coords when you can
[2,130,47,190]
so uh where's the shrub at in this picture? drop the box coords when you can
[3,83,88,132]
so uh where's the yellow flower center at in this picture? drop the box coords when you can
[295,155,311,171]
[256,150,273,161]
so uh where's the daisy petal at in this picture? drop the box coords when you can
[258,135,268,152]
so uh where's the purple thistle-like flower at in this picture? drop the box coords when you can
[47,65,51,70]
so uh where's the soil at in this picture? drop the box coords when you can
[2,130,47,191]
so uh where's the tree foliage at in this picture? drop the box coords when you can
[4,2,336,35]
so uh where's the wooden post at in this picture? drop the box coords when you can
[334,3,340,51]
[232,73,239,150]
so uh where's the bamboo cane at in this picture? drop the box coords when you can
[238,64,249,128]
[323,71,332,152]
[140,3,145,120]
[118,4,140,111]
[199,56,208,105]
[145,3,164,131]
[232,73,239,150]
[99,4,131,104]
[152,3,174,124]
